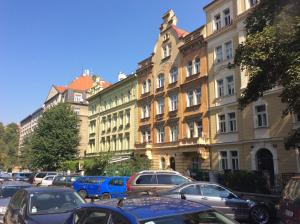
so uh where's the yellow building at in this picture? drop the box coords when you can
[87,74,138,157]
[204,0,300,185]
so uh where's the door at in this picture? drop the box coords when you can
[87,177,100,196]
[169,157,176,170]
[256,148,275,186]
[6,191,26,224]
[107,178,126,198]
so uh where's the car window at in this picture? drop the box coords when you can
[170,175,189,185]
[82,210,109,224]
[55,176,66,182]
[10,191,26,209]
[157,175,188,185]
[1,186,28,198]
[45,176,54,180]
[36,173,47,178]
[110,212,130,224]
[181,185,201,195]
[70,176,79,182]
[109,178,124,186]
[136,175,156,185]
[201,184,231,198]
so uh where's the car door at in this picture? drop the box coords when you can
[199,183,246,220]
[134,174,157,193]
[107,178,127,198]
[5,190,26,224]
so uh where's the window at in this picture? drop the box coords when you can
[194,58,200,74]
[74,93,83,102]
[231,151,239,170]
[195,88,201,105]
[228,112,237,132]
[169,94,178,111]
[170,67,178,83]
[181,185,200,195]
[217,79,224,97]
[157,97,164,114]
[142,129,150,143]
[125,111,130,126]
[218,114,226,133]
[127,90,131,101]
[192,157,201,171]
[186,61,193,77]
[170,124,178,142]
[160,157,166,169]
[157,126,165,143]
[255,105,267,127]
[74,108,80,115]
[187,121,194,138]
[187,91,193,107]
[225,41,233,60]
[136,175,156,184]
[214,14,221,31]
[119,112,124,127]
[162,44,171,58]
[249,0,258,7]
[223,8,231,26]
[201,184,231,198]
[157,73,165,88]
[220,151,228,170]
[142,81,147,94]
[147,79,151,92]
[215,45,223,63]
[142,104,150,118]
[196,120,203,137]
[226,76,235,95]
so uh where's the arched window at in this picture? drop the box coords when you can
[194,57,200,74]
[157,73,165,88]
[170,67,178,83]
[161,157,166,169]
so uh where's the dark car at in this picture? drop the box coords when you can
[73,176,129,199]
[278,176,300,223]
[52,175,80,188]
[0,181,31,224]
[126,170,192,194]
[3,187,85,224]
[64,196,238,224]
[13,173,34,183]
[159,181,273,224]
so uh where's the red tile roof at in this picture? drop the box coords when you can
[54,86,66,93]
[171,25,189,38]
[99,80,112,88]
[68,75,94,91]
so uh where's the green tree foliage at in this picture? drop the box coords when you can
[83,154,112,176]
[0,122,19,170]
[230,0,300,148]
[30,103,80,170]
[19,135,33,170]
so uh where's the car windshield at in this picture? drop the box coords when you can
[29,191,85,215]
[0,186,26,198]
[141,211,235,224]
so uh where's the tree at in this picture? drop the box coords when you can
[230,0,300,149]
[19,135,33,170]
[30,103,80,170]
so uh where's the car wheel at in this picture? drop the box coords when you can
[250,205,270,224]
[101,193,111,200]
[78,190,88,199]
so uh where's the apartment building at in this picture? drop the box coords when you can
[86,74,138,156]
[204,0,299,184]
[135,10,210,173]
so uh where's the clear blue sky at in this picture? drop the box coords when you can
[0,0,210,125]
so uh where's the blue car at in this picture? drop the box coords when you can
[65,196,238,224]
[73,176,129,199]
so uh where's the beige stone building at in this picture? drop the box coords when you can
[86,74,138,157]
[135,10,210,173]
[204,0,299,185]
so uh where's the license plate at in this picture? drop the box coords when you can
[285,209,293,217]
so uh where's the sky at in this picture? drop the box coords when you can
[0,0,211,125]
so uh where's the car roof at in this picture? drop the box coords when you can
[94,197,211,220]
[22,187,74,193]
[138,170,181,174]
[0,181,31,187]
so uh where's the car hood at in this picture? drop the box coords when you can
[28,212,71,224]
[0,198,10,207]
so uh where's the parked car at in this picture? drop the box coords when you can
[126,170,192,194]
[278,176,300,223]
[159,181,274,224]
[0,174,12,182]
[13,172,34,183]
[64,196,238,224]
[0,181,31,224]
[33,172,58,185]
[3,187,85,224]
[52,175,80,188]
[73,176,129,199]
[40,175,57,187]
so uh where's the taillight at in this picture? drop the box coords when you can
[127,174,136,191]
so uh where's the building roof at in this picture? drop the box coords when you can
[68,75,94,91]
[99,80,112,89]
[171,25,189,38]
[203,0,220,10]
[54,85,66,93]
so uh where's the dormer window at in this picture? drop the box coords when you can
[223,8,231,26]
[214,14,221,31]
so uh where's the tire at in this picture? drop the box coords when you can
[78,190,88,199]
[101,193,111,200]
[250,205,270,224]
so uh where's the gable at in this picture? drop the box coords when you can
[45,86,59,102]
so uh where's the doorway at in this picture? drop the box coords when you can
[256,148,274,186]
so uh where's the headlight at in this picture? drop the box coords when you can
[0,206,7,214]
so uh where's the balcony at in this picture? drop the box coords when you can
[168,110,177,118]
[156,113,164,121]
[135,141,152,149]
[156,86,164,93]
